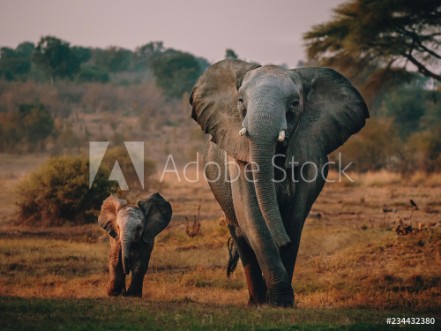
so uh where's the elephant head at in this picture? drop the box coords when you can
[190,59,368,248]
[98,193,172,274]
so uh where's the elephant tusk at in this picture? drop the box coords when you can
[239,127,247,136]
[278,130,286,142]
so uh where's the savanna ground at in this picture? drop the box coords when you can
[0,154,440,330]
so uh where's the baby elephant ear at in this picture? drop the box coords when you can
[98,195,127,238]
[190,59,260,162]
[138,193,172,243]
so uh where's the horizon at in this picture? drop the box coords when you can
[0,0,344,67]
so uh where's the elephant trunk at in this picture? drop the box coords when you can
[247,100,291,248]
[121,238,131,275]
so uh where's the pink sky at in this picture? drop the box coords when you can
[0,0,344,67]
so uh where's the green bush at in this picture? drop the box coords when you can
[404,127,441,173]
[76,66,109,83]
[382,86,426,137]
[332,118,401,172]
[16,156,118,225]
[152,50,208,98]
[0,103,54,153]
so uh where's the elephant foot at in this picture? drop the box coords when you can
[266,286,294,308]
[107,279,126,297]
[266,295,294,308]
[247,296,265,306]
[107,287,126,297]
[247,289,267,306]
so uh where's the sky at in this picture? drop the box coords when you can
[0,0,344,67]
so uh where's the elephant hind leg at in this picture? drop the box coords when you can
[228,225,266,306]
[226,236,240,278]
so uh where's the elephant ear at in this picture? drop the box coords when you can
[138,193,172,244]
[190,59,260,162]
[286,67,369,166]
[98,195,127,239]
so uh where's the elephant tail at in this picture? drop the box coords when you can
[226,236,240,278]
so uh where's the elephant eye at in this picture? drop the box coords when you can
[237,97,247,119]
[289,100,299,110]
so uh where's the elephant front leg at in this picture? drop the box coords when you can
[229,225,266,305]
[280,163,327,284]
[229,161,293,307]
[126,268,146,298]
[107,240,126,296]
[126,242,153,298]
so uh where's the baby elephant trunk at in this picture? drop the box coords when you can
[121,240,131,275]
[122,256,130,275]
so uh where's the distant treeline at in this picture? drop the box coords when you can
[0,35,441,174]
[0,36,209,98]
[334,82,441,174]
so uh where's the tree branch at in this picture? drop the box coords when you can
[402,51,441,81]
[397,27,441,59]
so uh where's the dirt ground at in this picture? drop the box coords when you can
[0,155,440,329]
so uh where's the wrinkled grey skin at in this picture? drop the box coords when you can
[98,193,172,297]
[190,60,369,307]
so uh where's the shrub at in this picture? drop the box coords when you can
[0,103,54,152]
[76,66,109,83]
[383,86,426,137]
[405,127,441,173]
[16,156,118,225]
[332,118,401,172]
[152,50,208,98]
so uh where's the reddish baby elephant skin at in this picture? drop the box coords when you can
[98,192,172,297]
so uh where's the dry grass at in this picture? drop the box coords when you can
[1,156,441,323]
[336,170,441,188]
[0,154,49,224]
[1,222,439,310]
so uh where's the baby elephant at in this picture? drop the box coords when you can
[98,192,172,297]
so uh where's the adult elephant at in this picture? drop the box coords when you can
[189,59,368,307]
